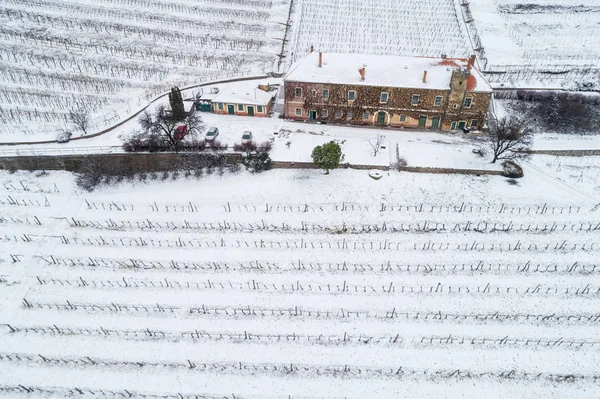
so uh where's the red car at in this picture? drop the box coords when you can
[174,125,188,140]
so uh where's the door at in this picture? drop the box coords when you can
[309,110,316,120]
[227,105,235,115]
[458,121,467,130]
[431,117,440,129]
[377,112,386,124]
[418,116,427,128]
[247,106,255,117]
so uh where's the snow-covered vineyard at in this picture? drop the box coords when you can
[0,0,290,139]
[291,0,472,60]
[291,0,600,89]
[467,0,600,89]
[1,168,600,398]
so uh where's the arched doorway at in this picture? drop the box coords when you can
[376,111,388,125]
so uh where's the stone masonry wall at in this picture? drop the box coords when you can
[285,77,491,131]
[0,153,243,173]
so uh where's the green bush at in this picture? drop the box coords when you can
[243,152,272,173]
[311,141,344,174]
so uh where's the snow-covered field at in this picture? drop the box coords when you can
[467,0,600,88]
[0,0,291,141]
[1,162,600,398]
[291,0,471,62]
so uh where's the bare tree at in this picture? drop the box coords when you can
[485,117,533,163]
[139,105,205,152]
[368,134,385,156]
[69,108,91,135]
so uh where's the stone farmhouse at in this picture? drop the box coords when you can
[284,52,493,131]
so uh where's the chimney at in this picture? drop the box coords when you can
[467,55,476,70]
[422,70,428,83]
[358,67,365,81]
[318,52,323,68]
[310,45,314,53]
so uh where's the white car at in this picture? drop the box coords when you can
[241,131,253,143]
[205,127,219,141]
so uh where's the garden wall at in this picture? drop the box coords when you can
[0,152,243,173]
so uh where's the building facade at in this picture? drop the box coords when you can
[209,87,275,117]
[284,52,492,131]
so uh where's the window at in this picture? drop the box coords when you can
[348,91,356,101]
[380,92,389,103]
[257,105,263,113]
[322,89,329,99]
[463,97,473,108]
[400,114,407,122]
[434,96,443,107]
[347,111,354,119]
[458,121,467,129]
[311,89,317,97]
[470,119,478,128]
[362,112,369,120]
[295,87,302,97]
[453,103,459,110]
[295,108,302,116]
[321,109,328,117]
[411,94,420,105]
[237,104,244,112]
[217,103,224,110]
[335,110,343,119]
[450,121,457,130]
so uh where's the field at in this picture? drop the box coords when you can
[462,0,600,88]
[0,0,291,142]
[1,165,600,398]
[291,0,471,62]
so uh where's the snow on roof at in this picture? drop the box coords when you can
[285,53,493,93]
[211,86,275,106]
[198,92,219,101]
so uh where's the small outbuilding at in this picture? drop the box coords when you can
[211,86,275,117]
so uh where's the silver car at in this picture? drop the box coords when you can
[241,130,253,143]
[205,127,219,141]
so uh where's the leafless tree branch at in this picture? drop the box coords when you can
[485,117,533,163]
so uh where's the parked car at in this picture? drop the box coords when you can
[174,125,188,140]
[205,127,219,141]
[241,130,253,143]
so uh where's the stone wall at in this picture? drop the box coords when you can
[526,149,600,156]
[1,153,510,176]
[272,161,389,171]
[0,152,243,173]
[397,166,504,176]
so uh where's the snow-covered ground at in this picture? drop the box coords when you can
[534,134,600,151]
[290,0,471,63]
[0,0,292,142]
[467,0,600,88]
[1,163,600,398]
